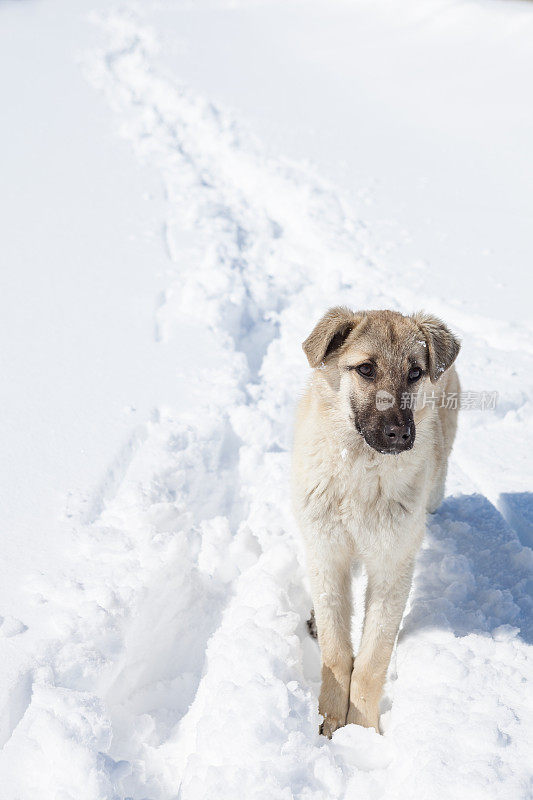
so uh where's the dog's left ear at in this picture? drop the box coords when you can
[411,312,461,382]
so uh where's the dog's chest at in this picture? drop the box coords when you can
[328,451,422,557]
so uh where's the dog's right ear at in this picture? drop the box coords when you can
[302,306,361,368]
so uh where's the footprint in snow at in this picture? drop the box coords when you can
[0,616,28,638]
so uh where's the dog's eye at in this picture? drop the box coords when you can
[408,367,422,382]
[356,363,375,379]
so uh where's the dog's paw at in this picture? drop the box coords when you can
[319,715,344,738]
[346,699,380,732]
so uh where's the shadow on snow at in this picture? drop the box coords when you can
[401,492,533,645]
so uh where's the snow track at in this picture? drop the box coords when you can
[1,7,532,799]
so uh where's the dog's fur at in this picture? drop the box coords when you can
[292,307,460,737]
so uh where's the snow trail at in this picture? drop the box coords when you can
[1,8,532,799]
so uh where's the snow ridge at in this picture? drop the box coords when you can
[1,9,531,800]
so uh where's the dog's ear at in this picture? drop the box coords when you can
[302,306,361,368]
[412,311,460,382]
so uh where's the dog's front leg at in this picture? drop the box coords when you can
[308,550,353,738]
[347,557,415,732]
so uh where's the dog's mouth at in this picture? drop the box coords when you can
[372,439,415,455]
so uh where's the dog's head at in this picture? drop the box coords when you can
[302,307,460,454]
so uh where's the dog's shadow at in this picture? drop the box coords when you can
[400,492,533,645]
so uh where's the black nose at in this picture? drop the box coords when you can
[383,422,412,445]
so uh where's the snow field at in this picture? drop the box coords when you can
[0,4,532,800]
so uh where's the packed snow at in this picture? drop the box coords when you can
[0,1,532,798]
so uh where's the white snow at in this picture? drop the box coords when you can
[0,1,532,798]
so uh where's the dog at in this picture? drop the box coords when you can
[292,306,460,737]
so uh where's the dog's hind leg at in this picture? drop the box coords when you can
[427,472,446,514]
[307,608,317,639]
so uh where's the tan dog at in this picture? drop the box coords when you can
[292,307,460,737]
